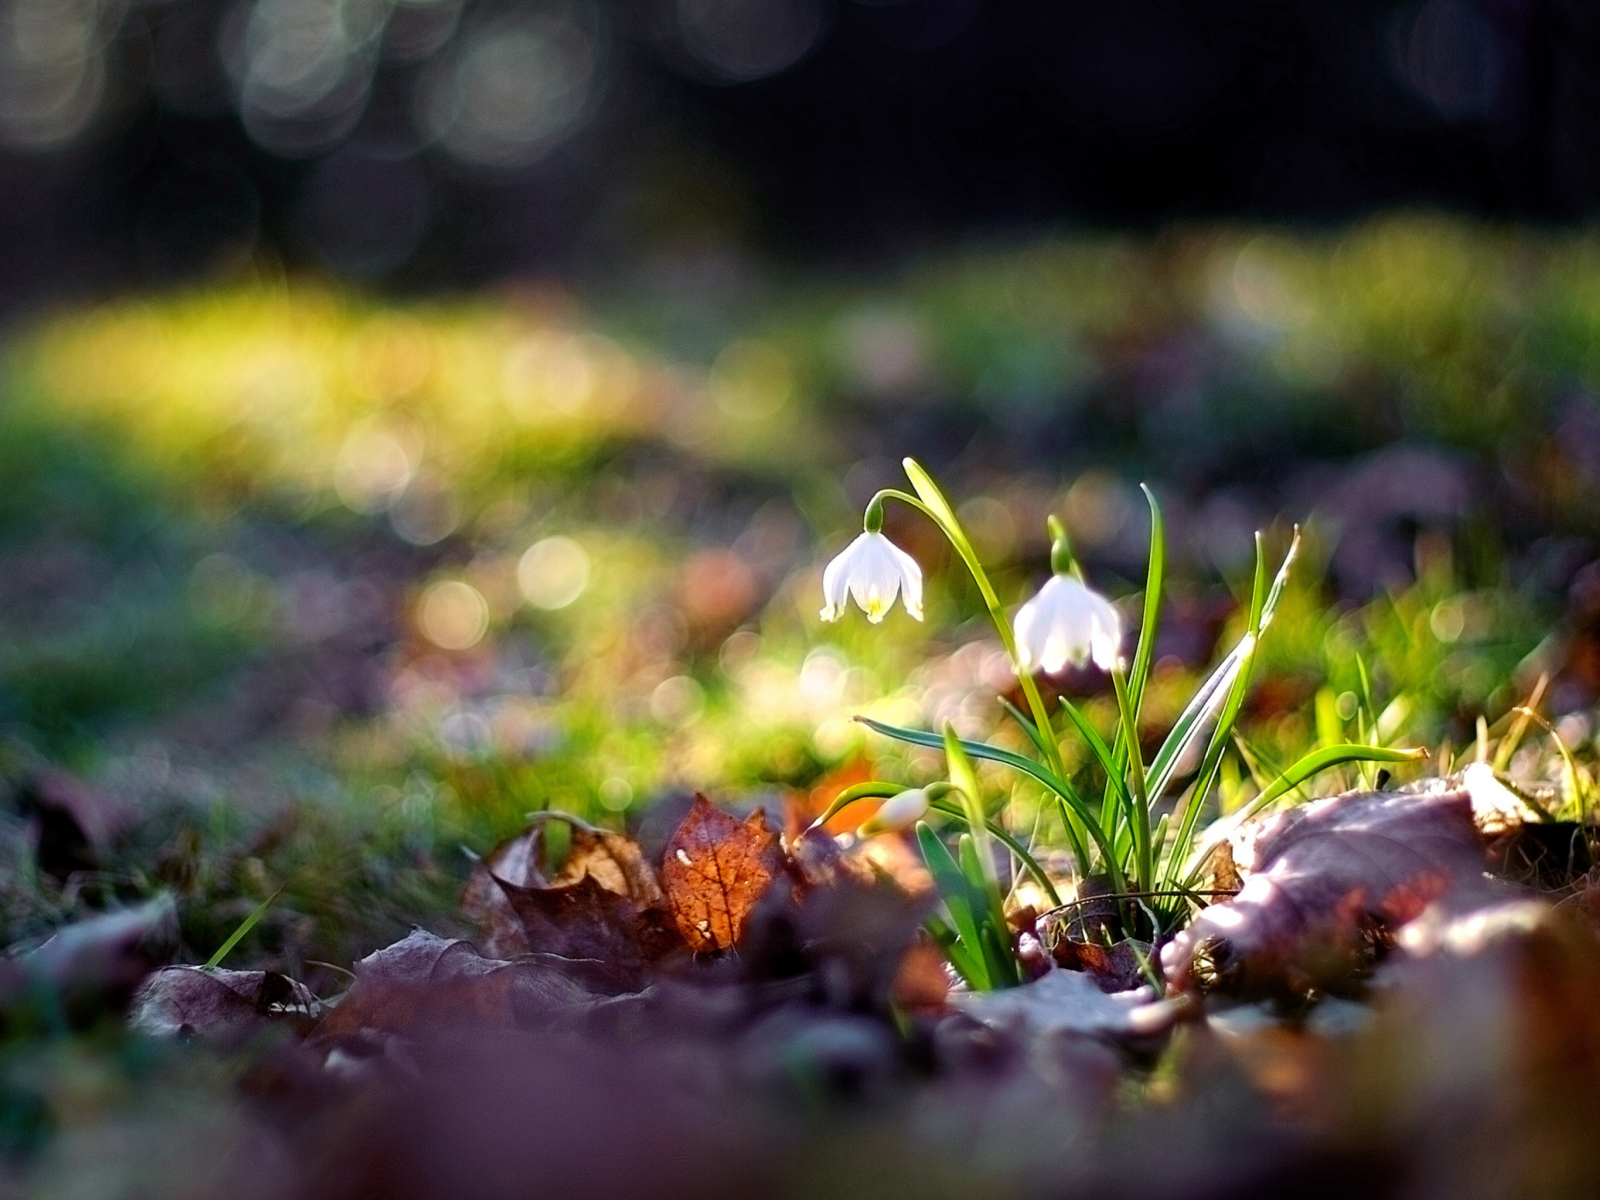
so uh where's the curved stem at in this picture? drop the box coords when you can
[869,486,1077,830]
[806,781,907,830]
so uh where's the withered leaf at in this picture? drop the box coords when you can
[547,825,665,909]
[314,930,594,1040]
[889,935,951,1010]
[461,825,548,958]
[132,966,322,1037]
[497,875,682,991]
[1163,781,1500,998]
[786,825,873,890]
[1,896,178,1024]
[660,795,784,953]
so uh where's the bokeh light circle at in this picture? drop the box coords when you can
[675,0,826,83]
[0,0,109,150]
[518,536,591,610]
[419,579,489,650]
[420,14,598,168]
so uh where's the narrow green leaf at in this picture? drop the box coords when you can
[1127,484,1166,719]
[1145,641,1248,803]
[981,922,1021,988]
[958,829,1012,944]
[998,696,1055,763]
[857,715,1120,878]
[916,823,989,990]
[944,726,996,882]
[206,886,283,971]
[1159,529,1299,888]
[927,800,1062,906]
[924,914,985,988]
[1059,698,1133,817]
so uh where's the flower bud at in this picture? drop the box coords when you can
[857,788,930,835]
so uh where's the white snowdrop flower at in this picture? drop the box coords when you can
[857,788,930,835]
[1013,575,1122,674]
[820,531,923,623]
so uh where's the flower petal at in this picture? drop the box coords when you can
[1012,575,1121,674]
[820,535,861,621]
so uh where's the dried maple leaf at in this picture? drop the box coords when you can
[1162,781,1504,999]
[660,795,783,953]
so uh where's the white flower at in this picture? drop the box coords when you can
[858,788,930,835]
[1013,575,1122,673]
[820,531,924,623]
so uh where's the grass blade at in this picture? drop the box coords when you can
[1127,483,1166,719]
[998,696,1055,763]
[206,886,283,970]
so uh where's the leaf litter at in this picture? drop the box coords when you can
[9,782,1600,1199]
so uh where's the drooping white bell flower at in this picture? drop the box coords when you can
[1013,574,1122,674]
[857,788,931,835]
[820,531,924,623]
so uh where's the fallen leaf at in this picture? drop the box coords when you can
[786,826,872,889]
[313,929,595,1040]
[889,936,951,1010]
[1163,781,1502,999]
[496,875,683,991]
[132,966,322,1037]
[949,966,1163,1041]
[1050,938,1155,994]
[1,896,178,1025]
[660,795,784,953]
[461,825,547,957]
[547,824,665,909]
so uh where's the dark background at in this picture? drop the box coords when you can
[2,0,1596,315]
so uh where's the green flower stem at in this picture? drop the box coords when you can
[868,484,1088,871]
[1110,666,1153,892]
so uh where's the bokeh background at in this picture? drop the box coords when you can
[9,6,1600,1195]
[4,0,1600,315]
[3,0,1600,979]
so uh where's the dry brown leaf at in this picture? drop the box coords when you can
[1162,781,1500,998]
[786,826,873,889]
[660,795,783,953]
[460,825,547,958]
[1,896,178,1024]
[547,825,665,909]
[132,966,322,1037]
[889,936,951,1010]
[496,875,683,990]
[314,929,594,1040]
